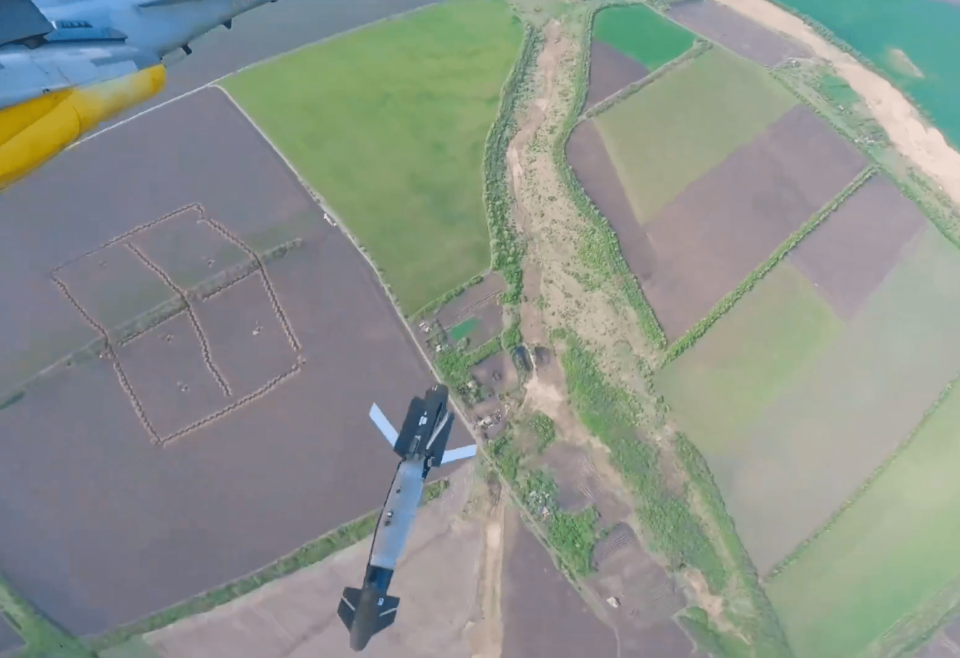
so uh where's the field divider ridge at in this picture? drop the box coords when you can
[158,359,302,446]
[664,165,876,363]
[581,38,712,122]
[49,274,161,443]
[766,367,960,582]
[126,243,232,398]
[554,3,668,350]
[200,214,300,353]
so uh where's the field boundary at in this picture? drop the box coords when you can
[772,65,960,256]
[664,165,876,363]
[674,433,794,655]
[555,1,668,350]
[581,38,711,121]
[767,369,960,580]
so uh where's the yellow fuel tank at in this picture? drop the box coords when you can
[0,64,166,190]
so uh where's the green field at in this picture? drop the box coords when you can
[768,382,960,658]
[594,47,795,224]
[657,263,841,461]
[448,316,479,342]
[723,227,960,574]
[223,0,522,314]
[593,4,695,71]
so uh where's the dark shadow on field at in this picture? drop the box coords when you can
[0,88,471,637]
[585,41,649,110]
[640,105,867,340]
[98,0,437,132]
[500,506,617,658]
[790,175,927,318]
[668,0,810,68]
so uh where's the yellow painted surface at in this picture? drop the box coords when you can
[0,65,166,190]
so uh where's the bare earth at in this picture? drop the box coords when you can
[500,505,618,658]
[144,466,489,658]
[668,0,810,68]
[585,41,649,110]
[0,615,23,656]
[715,0,960,208]
[641,105,866,339]
[790,174,928,318]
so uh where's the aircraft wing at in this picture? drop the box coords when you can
[440,445,477,465]
[0,0,54,50]
[369,404,399,448]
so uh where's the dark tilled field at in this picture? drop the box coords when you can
[587,525,702,658]
[97,0,435,132]
[641,105,867,339]
[0,88,470,636]
[501,506,617,658]
[0,615,23,655]
[668,0,810,67]
[790,175,928,318]
[585,41,649,110]
[565,121,655,280]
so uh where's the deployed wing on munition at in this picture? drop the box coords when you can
[338,385,478,652]
[0,0,278,191]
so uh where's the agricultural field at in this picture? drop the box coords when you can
[667,0,809,67]
[0,87,473,644]
[585,4,696,109]
[222,0,523,315]
[569,42,867,339]
[767,383,960,658]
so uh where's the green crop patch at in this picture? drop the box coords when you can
[657,262,842,461]
[720,227,960,575]
[769,382,960,658]
[593,4,696,71]
[223,0,523,314]
[594,47,796,224]
[448,317,480,343]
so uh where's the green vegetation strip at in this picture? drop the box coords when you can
[86,479,450,653]
[665,166,876,363]
[558,330,727,593]
[435,336,503,391]
[0,572,94,658]
[593,3,696,71]
[582,39,711,121]
[557,6,667,349]
[482,25,540,309]
[487,436,600,579]
[674,434,794,658]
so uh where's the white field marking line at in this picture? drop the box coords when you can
[70,2,439,149]
[213,89,485,463]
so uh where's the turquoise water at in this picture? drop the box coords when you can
[779,0,960,148]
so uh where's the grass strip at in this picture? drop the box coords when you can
[674,434,794,657]
[665,165,876,363]
[581,39,711,120]
[0,572,94,658]
[555,3,667,350]
[89,479,450,653]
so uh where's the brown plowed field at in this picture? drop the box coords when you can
[790,174,927,318]
[565,121,656,282]
[500,506,617,658]
[585,41,649,110]
[0,88,471,637]
[668,0,810,67]
[640,105,867,339]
